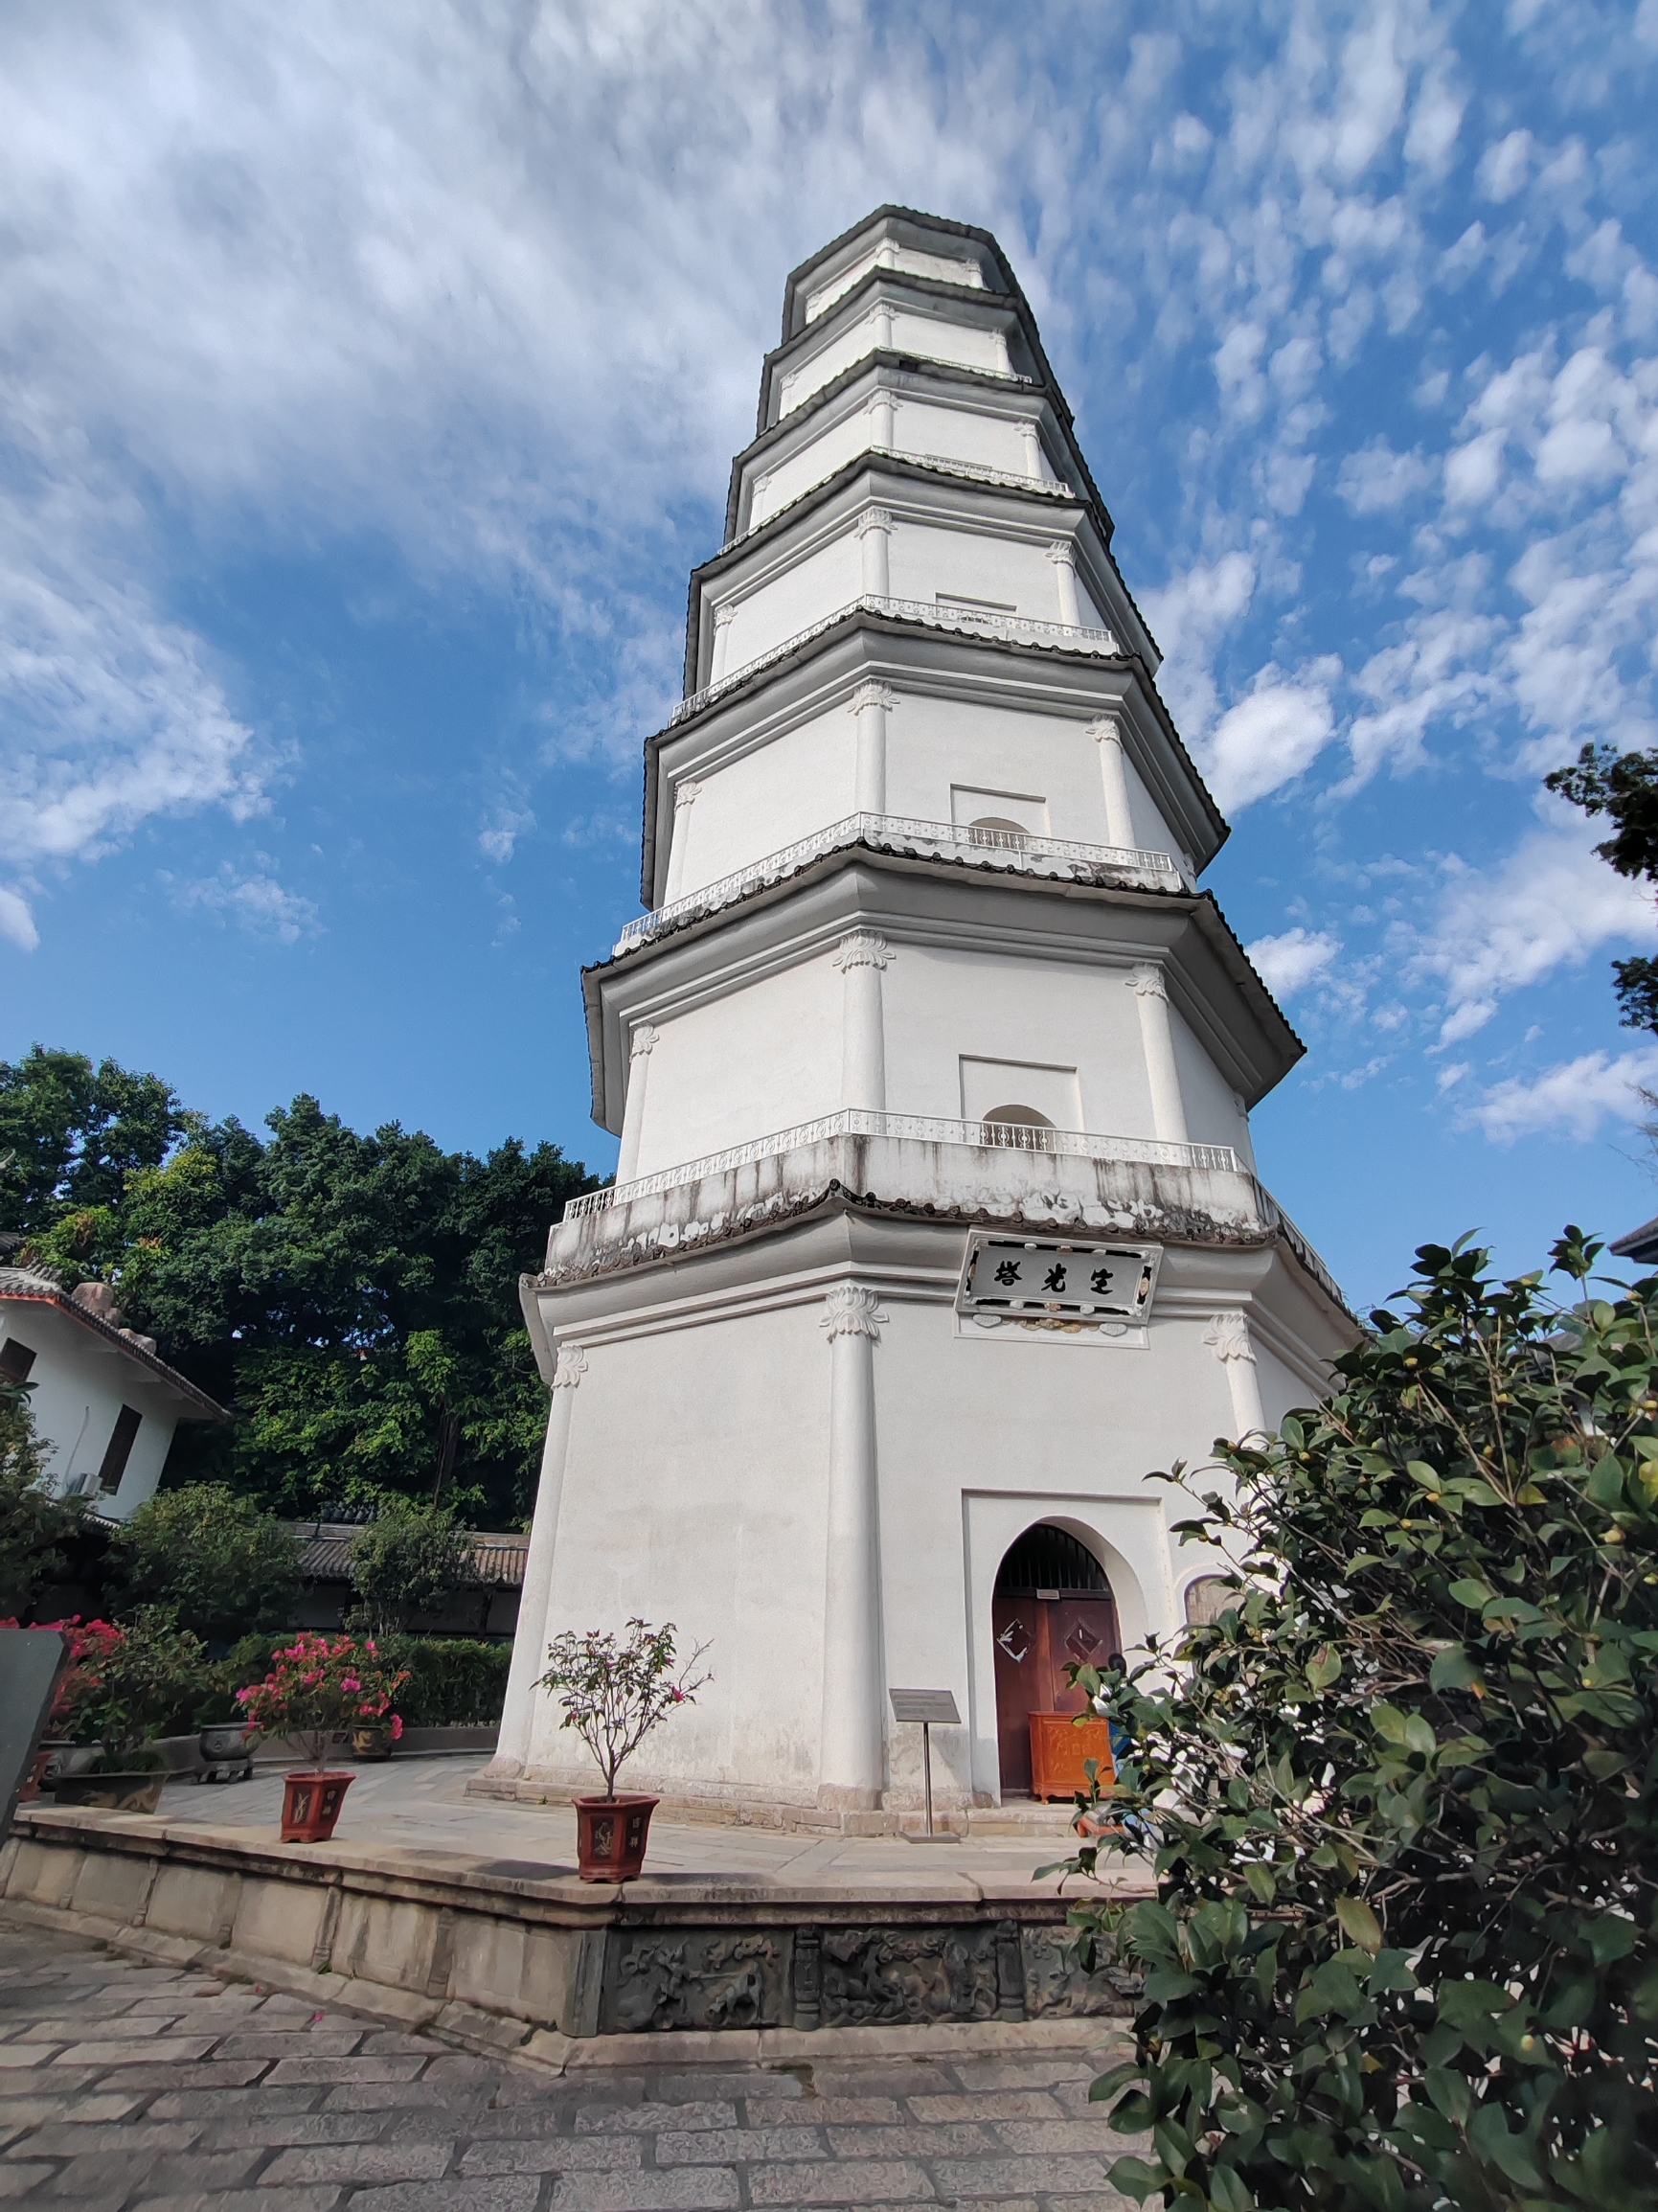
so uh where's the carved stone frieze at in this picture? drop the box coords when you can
[1022,1924,1139,2018]
[809,1923,1019,2026]
[601,1930,785,2034]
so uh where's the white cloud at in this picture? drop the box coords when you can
[0,888,40,953]
[1477,129,1534,203]
[1139,553,1257,738]
[1336,438,1436,513]
[174,866,319,945]
[1463,1047,1658,1143]
[1247,926,1341,997]
[479,808,536,865]
[1415,823,1655,1044]
[1202,663,1341,811]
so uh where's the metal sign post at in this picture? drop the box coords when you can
[888,1688,962,1840]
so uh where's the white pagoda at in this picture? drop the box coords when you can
[488,207,1351,1828]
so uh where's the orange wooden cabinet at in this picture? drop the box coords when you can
[1027,1712,1115,1803]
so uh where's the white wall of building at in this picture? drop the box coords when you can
[782,303,1009,417]
[630,954,845,1174]
[625,937,1187,1165]
[0,1298,186,1521]
[521,1270,1270,1811]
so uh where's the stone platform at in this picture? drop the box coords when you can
[0,1759,1148,2066]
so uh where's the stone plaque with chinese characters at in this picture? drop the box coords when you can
[956,1233,1160,1322]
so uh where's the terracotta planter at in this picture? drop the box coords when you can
[280,1769,354,1843]
[47,1770,167,1814]
[574,1793,658,1882]
[350,1724,393,1762]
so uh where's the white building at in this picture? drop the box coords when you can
[488,207,1354,1827]
[0,1270,226,1521]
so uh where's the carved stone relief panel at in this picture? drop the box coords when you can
[600,1930,786,2034]
[1021,1923,1139,2018]
[809,1923,1022,2026]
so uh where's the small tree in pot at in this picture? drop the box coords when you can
[236,1633,409,1842]
[539,1618,710,1881]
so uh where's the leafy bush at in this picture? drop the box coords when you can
[236,1633,409,1767]
[377,1635,511,1726]
[0,1375,83,1618]
[113,1483,300,1645]
[1061,1231,1658,2210]
[69,1612,210,1761]
[195,1631,510,1729]
[348,1498,476,1634]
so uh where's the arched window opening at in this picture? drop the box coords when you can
[968,815,1031,852]
[1184,1576,1237,1628]
[991,1523,1121,1800]
[980,1103,1056,1149]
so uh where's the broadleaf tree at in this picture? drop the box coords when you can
[1056,1231,1658,2211]
[0,1049,598,1526]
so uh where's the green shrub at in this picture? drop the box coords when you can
[1060,1230,1658,2211]
[378,1635,511,1726]
[194,1630,509,1729]
[347,1499,476,1634]
[114,1483,300,1644]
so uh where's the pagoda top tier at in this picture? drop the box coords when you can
[778,207,1011,341]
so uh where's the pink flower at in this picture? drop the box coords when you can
[389,1715,403,1741]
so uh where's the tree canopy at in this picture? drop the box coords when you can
[0,1047,598,1525]
[1065,1230,1658,2211]
[1546,743,1658,1033]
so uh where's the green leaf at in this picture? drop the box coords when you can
[1335,1896,1383,1954]
[1307,1645,1342,1691]
[1447,1578,1495,1609]
[1580,1914,1639,1965]
[1105,2155,1167,2202]
[1428,1644,1480,1691]
[1423,2068,1470,2127]
[1089,2061,1144,2101]
[1206,2167,1256,2212]
[1586,1450,1626,1506]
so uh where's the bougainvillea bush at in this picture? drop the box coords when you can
[539,1619,711,1800]
[1059,1232,1658,2212]
[236,1633,409,1768]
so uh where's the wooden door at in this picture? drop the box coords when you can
[992,1590,1120,1794]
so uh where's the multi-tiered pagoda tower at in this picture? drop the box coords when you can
[488,207,1351,1828]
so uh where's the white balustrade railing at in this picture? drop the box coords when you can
[670,594,1120,726]
[616,813,1187,953]
[563,1112,1241,1220]
[739,449,1073,543]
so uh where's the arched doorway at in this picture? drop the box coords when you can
[991,1524,1121,1797]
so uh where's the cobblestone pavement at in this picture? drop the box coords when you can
[0,1921,1138,2212]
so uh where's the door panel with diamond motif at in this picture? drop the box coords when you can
[991,1590,1120,1793]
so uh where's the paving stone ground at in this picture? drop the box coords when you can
[0,1920,1138,2212]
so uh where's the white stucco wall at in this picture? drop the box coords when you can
[520,1259,1298,1812]
[783,304,1009,417]
[0,1298,185,1520]
[628,939,1174,1164]
[804,242,984,323]
[668,689,1191,906]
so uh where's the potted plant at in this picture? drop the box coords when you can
[538,1618,710,1882]
[236,1634,409,1841]
[47,1614,205,1813]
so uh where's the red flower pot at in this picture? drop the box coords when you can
[280,1769,354,1843]
[574,1793,658,1882]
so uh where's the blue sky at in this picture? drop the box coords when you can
[4,0,1658,1313]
